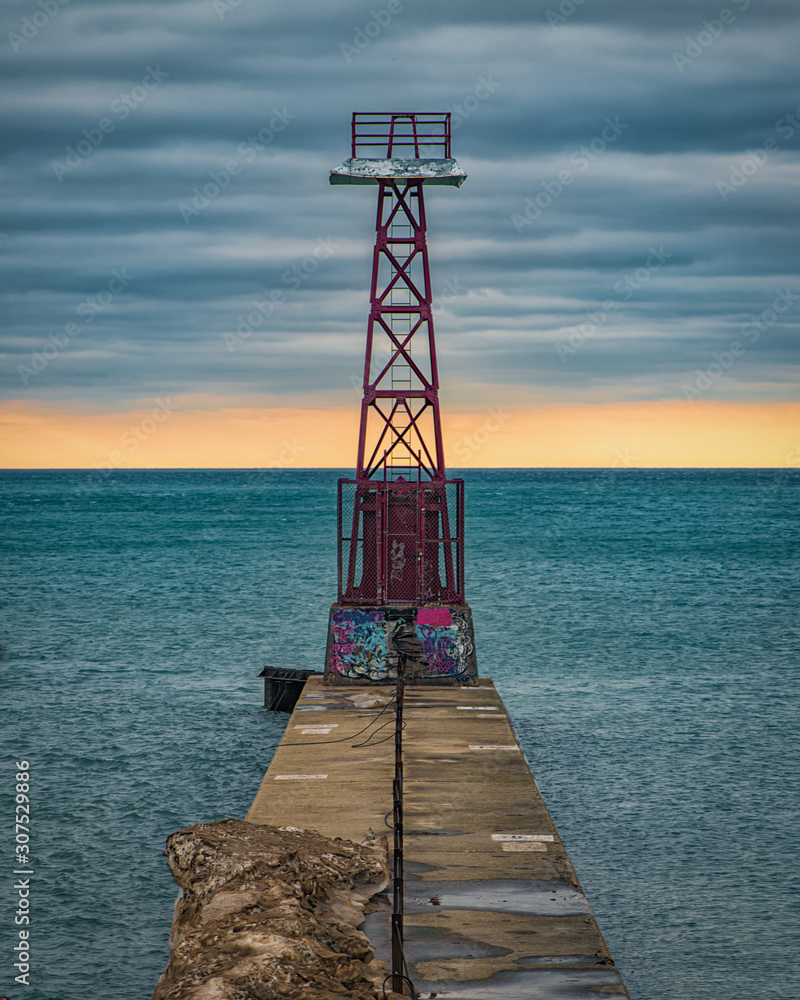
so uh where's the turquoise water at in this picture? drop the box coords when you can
[1,468,798,999]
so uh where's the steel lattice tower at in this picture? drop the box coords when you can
[356,152,447,483]
[325,113,477,685]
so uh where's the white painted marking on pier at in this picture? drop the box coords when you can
[274,774,329,780]
[457,706,498,711]
[468,744,518,750]
[298,728,335,735]
[502,842,548,852]
[492,834,555,842]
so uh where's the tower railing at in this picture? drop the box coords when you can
[351,113,452,159]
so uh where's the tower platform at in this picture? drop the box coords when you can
[246,676,629,998]
[330,157,467,185]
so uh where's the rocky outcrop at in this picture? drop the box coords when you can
[152,819,391,1000]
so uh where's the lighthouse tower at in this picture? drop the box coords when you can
[324,113,477,684]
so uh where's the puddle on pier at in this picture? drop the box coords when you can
[363,907,509,966]
[406,829,465,838]
[515,955,596,967]
[404,878,589,917]
[365,902,622,1000]
[411,966,625,999]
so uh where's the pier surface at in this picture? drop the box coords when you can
[247,677,629,998]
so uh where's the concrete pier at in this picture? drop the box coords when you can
[247,677,629,998]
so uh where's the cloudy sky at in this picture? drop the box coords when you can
[2,0,799,467]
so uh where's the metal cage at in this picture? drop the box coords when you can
[338,477,464,605]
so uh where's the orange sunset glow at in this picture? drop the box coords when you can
[2,400,798,470]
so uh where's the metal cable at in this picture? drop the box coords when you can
[278,694,397,747]
[351,716,407,748]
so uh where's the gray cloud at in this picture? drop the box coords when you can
[1,0,799,409]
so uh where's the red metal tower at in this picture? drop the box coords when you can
[325,113,477,684]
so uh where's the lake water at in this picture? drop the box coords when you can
[1,468,798,999]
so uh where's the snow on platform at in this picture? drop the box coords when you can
[330,157,467,186]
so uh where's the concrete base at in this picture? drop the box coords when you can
[323,603,478,685]
[246,677,629,998]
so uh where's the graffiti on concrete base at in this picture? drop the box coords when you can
[415,608,474,676]
[328,608,388,681]
[328,606,474,681]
